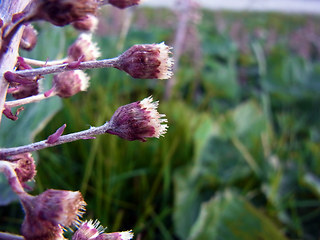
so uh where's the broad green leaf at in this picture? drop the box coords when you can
[189,190,288,240]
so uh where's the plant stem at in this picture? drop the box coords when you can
[5,93,55,108]
[15,57,119,78]
[0,232,24,240]
[0,0,33,126]
[0,122,111,158]
[23,57,68,67]
[0,161,26,195]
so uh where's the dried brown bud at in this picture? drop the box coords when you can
[72,14,99,32]
[10,153,36,183]
[53,70,90,98]
[20,24,38,51]
[20,189,86,239]
[115,42,173,79]
[107,96,168,142]
[31,0,99,26]
[108,0,141,9]
[68,33,101,61]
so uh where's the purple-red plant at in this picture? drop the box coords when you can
[0,0,173,239]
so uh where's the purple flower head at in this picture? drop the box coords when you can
[20,24,38,51]
[53,70,90,98]
[72,14,99,32]
[20,189,86,239]
[108,0,141,9]
[10,153,36,183]
[107,96,168,142]
[68,33,101,62]
[72,219,105,240]
[116,42,173,79]
[30,0,99,26]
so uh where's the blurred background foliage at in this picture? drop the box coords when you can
[1,5,320,240]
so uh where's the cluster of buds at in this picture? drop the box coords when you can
[0,0,174,239]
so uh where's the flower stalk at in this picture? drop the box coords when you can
[0,122,111,159]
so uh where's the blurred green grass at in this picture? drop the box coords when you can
[1,7,320,240]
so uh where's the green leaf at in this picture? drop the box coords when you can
[189,190,288,240]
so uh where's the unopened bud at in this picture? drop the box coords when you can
[68,33,101,61]
[115,42,173,79]
[107,96,168,142]
[20,189,86,240]
[108,0,141,9]
[31,0,99,26]
[72,220,105,240]
[10,153,36,183]
[53,70,90,98]
[20,24,38,51]
[72,14,99,32]
[10,82,39,99]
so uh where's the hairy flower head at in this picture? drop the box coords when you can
[53,70,90,98]
[68,33,101,62]
[116,42,173,79]
[20,190,86,239]
[107,96,168,142]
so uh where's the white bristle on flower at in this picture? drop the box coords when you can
[157,42,174,80]
[119,230,134,240]
[68,33,101,61]
[139,96,168,138]
[74,70,90,91]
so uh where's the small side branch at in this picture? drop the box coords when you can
[0,122,110,158]
[14,57,119,78]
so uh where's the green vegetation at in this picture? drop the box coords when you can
[1,8,320,240]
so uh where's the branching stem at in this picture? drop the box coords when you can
[0,122,111,158]
[5,93,55,108]
[15,57,120,78]
[23,57,68,67]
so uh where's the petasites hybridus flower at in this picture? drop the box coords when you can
[73,219,133,240]
[107,96,168,142]
[72,220,105,240]
[20,189,86,240]
[115,42,173,79]
[9,153,36,183]
[29,0,99,26]
[51,70,90,98]
[68,33,101,61]
[20,24,38,51]
[107,0,141,9]
[72,14,99,32]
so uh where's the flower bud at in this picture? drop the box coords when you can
[108,0,141,9]
[72,14,99,32]
[115,42,173,79]
[20,189,86,240]
[107,96,168,142]
[30,0,99,26]
[20,24,38,51]
[10,153,36,183]
[53,70,90,98]
[10,82,39,99]
[68,33,101,61]
[72,220,105,240]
